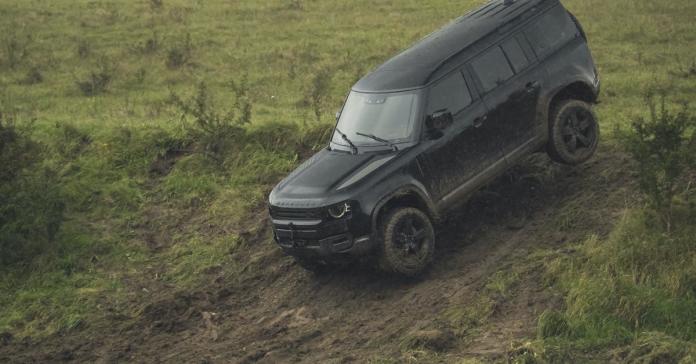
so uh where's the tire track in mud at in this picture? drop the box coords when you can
[0,146,633,363]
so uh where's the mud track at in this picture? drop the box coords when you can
[1,146,633,363]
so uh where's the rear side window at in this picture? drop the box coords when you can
[525,6,578,56]
[501,38,529,73]
[427,73,472,115]
[471,46,514,93]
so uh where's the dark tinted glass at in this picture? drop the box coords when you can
[427,73,472,115]
[525,6,578,56]
[502,38,529,73]
[471,46,514,93]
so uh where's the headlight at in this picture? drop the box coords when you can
[327,202,351,219]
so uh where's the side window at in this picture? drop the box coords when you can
[427,72,472,116]
[471,46,514,93]
[524,6,578,56]
[501,38,529,73]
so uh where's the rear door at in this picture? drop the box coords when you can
[469,38,545,157]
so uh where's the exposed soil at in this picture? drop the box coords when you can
[0,145,634,363]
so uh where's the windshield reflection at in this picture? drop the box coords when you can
[331,90,420,148]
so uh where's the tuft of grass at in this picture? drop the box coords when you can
[75,56,115,96]
[165,32,193,69]
[537,310,571,339]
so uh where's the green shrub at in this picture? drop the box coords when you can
[619,94,696,232]
[0,112,64,266]
[169,81,250,163]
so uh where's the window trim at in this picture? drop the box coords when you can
[500,37,530,74]
[469,45,516,95]
[522,5,580,59]
[425,71,474,117]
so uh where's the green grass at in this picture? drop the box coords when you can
[0,0,694,358]
[532,207,696,361]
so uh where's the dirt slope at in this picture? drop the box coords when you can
[0,146,632,363]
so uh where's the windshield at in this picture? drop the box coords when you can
[331,90,420,147]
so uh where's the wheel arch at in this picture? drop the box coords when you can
[370,185,438,235]
[548,81,597,115]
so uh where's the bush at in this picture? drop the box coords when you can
[0,111,64,266]
[169,82,247,163]
[619,93,696,232]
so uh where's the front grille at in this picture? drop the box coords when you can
[270,207,325,220]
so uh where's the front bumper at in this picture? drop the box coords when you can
[273,229,372,257]
[269,207,373,257]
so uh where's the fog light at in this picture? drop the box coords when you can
[328,202,351,219]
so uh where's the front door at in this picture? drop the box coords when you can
[419,71,503,202]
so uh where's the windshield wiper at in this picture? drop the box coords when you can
[335,128,358,155]
[356,132,399,151]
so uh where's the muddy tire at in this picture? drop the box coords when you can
[547,99,599,165]
[378,207,435,277]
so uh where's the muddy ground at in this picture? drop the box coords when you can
[0,146,633,363]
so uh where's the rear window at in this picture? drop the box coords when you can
[471,46,514,93]
[501,38,529,73]
[427,72,472,115]
[525,6,578,56]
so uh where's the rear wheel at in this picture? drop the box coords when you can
[547,99,599,165]
[378,207,435,276]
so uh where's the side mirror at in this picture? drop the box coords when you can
[335,111,342,120]
[426,110,453,139]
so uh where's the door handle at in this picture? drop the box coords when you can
[473,115,487,128]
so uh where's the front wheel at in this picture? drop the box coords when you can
[547,99,600,165]
[378,207,435,277]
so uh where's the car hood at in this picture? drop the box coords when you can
[269,148,397,208]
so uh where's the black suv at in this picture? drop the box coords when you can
[269,0,600,276]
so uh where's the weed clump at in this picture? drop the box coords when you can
[76,39,91,59]
[537,310,571,339]
[169,81,249,163]
[1,29,32,70]
[21,66,44,85]
[75,56,115,96]
[166,32,193,69]
[302,66,333,121]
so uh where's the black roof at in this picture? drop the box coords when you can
[353,0,558,92]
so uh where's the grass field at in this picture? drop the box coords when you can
[0,0,695,361]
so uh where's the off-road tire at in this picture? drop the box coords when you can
[547,99,600,165]
[378,207,435,277]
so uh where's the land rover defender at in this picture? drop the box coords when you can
[269,0,600,276]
